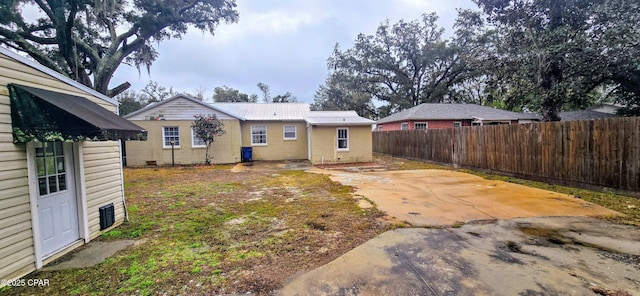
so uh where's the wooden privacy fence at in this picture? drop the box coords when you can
[373,117,640,192]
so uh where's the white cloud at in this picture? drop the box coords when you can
[111,0,478,102]
[209,2,330,45]
[246,10,322,34]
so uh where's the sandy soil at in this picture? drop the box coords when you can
[310,168,620,226]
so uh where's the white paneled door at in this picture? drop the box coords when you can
[35,141,79,257]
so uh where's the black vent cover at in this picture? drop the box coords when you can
[99,203,115,230]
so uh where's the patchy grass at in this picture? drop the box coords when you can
[373,153,640,226]
[4,166,386,295]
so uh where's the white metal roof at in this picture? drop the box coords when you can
[124,99,374,124]
[305,111,375,126]
[307,111,358,117]
[212,103,311,121]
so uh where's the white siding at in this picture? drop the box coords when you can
[82,141,125,240]
[0,51,126,282]
[126,97,237,120]
[0,82,34,281]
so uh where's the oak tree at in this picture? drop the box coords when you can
[0,0,238,97]
[212,85,257,102]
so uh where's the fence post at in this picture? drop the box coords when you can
[451,127,456,168]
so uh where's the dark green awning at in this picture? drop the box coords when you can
[9,84,147,143]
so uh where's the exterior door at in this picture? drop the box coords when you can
[34,141,80,257]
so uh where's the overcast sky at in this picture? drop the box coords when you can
[111,0,478,103]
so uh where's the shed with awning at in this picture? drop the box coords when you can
[8,84,146,143]
[0,45,143,284]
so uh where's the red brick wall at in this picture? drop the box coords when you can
[377,121,403,131]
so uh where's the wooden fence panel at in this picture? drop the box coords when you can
[619,117,640,190]
[373,117,640,191]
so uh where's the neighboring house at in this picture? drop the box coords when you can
[124,96,375,165]
[559,110,619,121]
[0,46,145,283]
[588,102,623,115]
[376,103,540,131]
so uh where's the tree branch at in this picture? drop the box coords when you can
[108,81,131,98]
[20,33,57,45]
[33,0,56,21]
[178,0,200,15]
[114,26,137,44]
[0,29,66,75]
[71,35,100,62]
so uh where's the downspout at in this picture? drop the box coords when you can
[118,140,129,222]
[306,123,312,162]
[115,105,129,222]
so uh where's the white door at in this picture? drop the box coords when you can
[34,141,80,257]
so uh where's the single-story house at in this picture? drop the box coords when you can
[376,103,540,131]
[588,102,623,115]
[559,110,619,121]
[123,95,375,165]
[0,46,145,283]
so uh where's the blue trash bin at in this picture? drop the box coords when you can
[241,147,253,162]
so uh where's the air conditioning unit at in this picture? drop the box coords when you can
[99,203,115,230]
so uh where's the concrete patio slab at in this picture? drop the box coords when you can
[310,168,620,226]
[280,217,640,296]
[42,240,135,271]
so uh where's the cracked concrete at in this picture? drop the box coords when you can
[279,168,636,295]
[280,217,640,296]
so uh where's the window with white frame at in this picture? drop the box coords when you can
[377,125,383,131]
[191,128,206,147]
[400,122,409,130]
[251,125,267,145]
[283,125,296,140]
[337,128,349,150]
[414,122,428,130]
[453,122,462,128]
[163,126,180,148]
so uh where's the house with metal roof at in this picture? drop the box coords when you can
[123,95,375,165]
[304,111,375,165]
[376,103,540,131]
[0,46,145,284]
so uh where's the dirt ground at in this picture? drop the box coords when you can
[2,164,388,295]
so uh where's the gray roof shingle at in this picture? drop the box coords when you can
[376,103,540,124]
[559,110,618,121]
